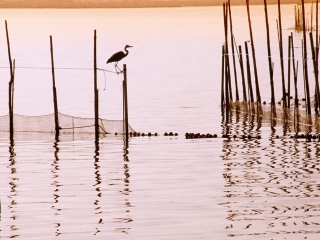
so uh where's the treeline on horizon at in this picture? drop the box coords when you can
[0,0,312,8]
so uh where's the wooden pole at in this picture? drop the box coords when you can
[223,3,233,104]
[224,46,230,117]
[245,41,255,114]
[50,35,60,135]
[5,20,14,141]
[221,45,225,108]
[264,0,276,107]
[94,30,99,137]
[316,0,320,113]
[238,45,247,103]
[287,35,292,108]
[301,0,312,117]
[309,31,320,114]
[246,0,261,107]
[277,0,287,109]
[228,0,239,102]
[291,33,299,133]
[123,64,129,140]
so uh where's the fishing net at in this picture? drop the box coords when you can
[0,112,135,134]
[226,100,320,132]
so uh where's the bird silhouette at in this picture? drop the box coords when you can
[107,45,133,74]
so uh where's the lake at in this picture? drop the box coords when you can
[1,4,320,239]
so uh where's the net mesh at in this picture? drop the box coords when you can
[0,112,135,134]
[226,101,320,132]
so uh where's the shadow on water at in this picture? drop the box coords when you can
[220,112,320,239]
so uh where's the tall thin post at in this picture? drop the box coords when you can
[245,41,255,115]
[246,0,261,107]
[277,0,287,108]
[94,30,99,137]
[309,31,320,114]
[228,0,239,102]
[264,0,275,107]
[238,45,247,103]
[287,35,292,108]
[221,45,225,108]
[316,0,320,113]
[223,3,233,104]
[301,0,312,118]
[5,20,14,141]
[123,64,129,140]
[50,35,60,135]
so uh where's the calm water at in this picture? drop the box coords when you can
[1,4,320,239]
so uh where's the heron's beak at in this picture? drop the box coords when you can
[128,45,133,48]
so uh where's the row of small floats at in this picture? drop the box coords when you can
[114,132,178,137]
[114,131,320,141]
[185,132,320,141]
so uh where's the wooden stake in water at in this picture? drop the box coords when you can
[309,32,320,114]
[94,30,99,137]
[50,35,60,135]
[227,0,239,102]
[245,0,261,107]
[5,20,14,141]
[301,0,312,118]
[221,45,225,108]
[263,0,276,107]
[238,45,247,103]
[291,33,299,132]
[277,0,287,109]
[223,2,233,105]
[245,41,255,115]
[287,35,292,108]
[123,64,129,140]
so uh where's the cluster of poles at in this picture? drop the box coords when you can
[4,21,130,142]
[221,0,320,134]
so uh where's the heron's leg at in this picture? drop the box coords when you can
[114,63,119,74]
[115,62,123,74]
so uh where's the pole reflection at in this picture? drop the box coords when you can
[51,135,61,236]
[8,140,19,238]
[93,137,103,235]
[120,138,133,233]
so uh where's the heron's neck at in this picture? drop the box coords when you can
[125,48,129,56]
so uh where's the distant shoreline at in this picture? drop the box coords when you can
[0,0,312,9]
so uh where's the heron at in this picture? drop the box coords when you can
[107,45,133,74]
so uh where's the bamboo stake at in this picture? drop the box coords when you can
[224,46,230,116]
[263,0,276,107]
[277,0,287,109]
[245,41,255,115]
[238,45,247,103]
[123,64,129,140]
[5,20,14,141]
[50,35,60,135]
[301,0,312,119]
[291,33,299,133]
[94,30,99,137]
[223,2,233,104]
[309,31,320,114]
[316,0,319,111]
[287,35,291,108]
[228,0,239,102]
[245,0,261,108]
[223,3,230,115]
[221,45,225,108]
